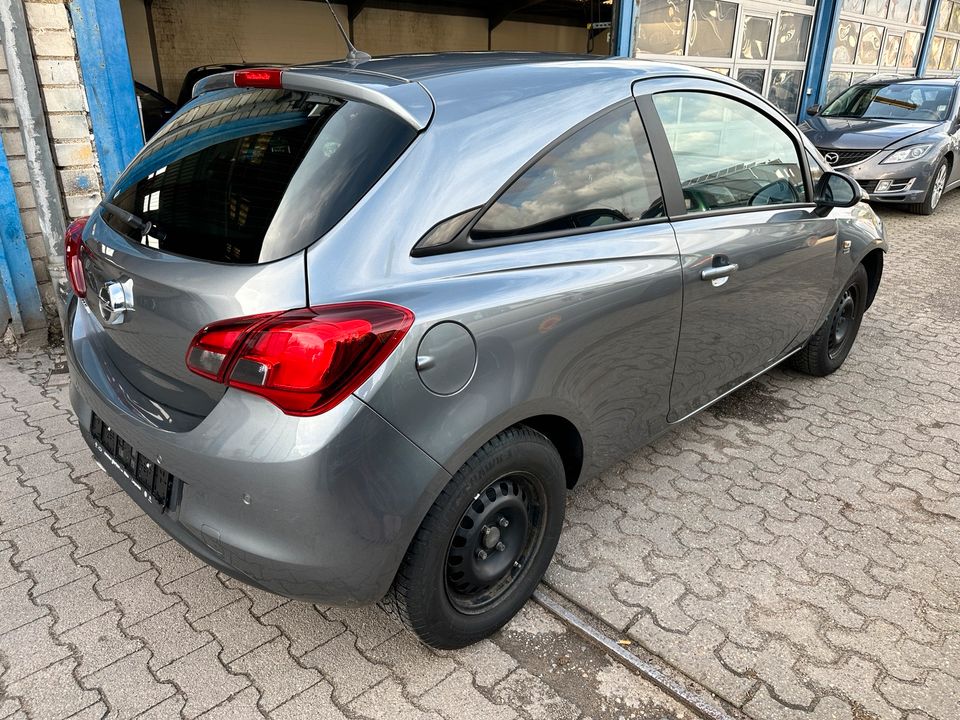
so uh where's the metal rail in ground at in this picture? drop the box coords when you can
[533,589,739,720]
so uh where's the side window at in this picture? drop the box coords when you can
[652,91,806,213]
[806,150,826,188]
[471,102,665,240]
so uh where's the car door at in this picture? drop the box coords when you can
[633,77,839,422]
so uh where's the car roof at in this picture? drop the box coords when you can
[290,51,720,94]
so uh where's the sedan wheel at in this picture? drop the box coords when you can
[908,159,949,215]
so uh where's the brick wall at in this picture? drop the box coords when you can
[1,0,103,319]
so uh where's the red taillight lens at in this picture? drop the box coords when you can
[234,69,283,89]
[64,216,89,298]
[186,302,414,416]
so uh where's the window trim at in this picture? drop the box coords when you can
[633,77,817,221]
[410,97,671,257]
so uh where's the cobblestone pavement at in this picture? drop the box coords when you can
[548,197,960,719]
[2,198,958,720]
[0,354,692,719]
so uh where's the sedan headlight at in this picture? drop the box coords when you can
[880,144,932,164]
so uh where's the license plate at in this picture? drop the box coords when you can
[90,412,175,510]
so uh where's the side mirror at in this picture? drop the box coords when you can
[806,104,822,116]
[815,171,863,209]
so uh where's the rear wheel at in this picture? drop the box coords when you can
[391,426,565,649]
[906,158,949,215]
[791,264,868,377]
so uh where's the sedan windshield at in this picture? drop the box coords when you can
[822,82,954,122]
[820,82,953,122]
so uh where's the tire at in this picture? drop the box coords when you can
[791,264,868,377]
[906,158,949,215]
[391,426,566,649]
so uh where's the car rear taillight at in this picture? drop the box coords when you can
[65,216,90,298]
[234,69,283,89]
[186,302,414,416]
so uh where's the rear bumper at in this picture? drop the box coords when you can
[66,298,450,605]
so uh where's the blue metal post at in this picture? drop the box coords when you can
[916,0,945,76]
[68,0,143,192]
[615,0,636,56]
[801,0,843,117]
[0,135,45,334]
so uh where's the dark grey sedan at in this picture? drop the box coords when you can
[801,77,960,215]
[63,54,886,649]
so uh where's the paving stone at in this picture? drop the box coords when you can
[85,648,176,718]
[133,694,186,719]
[489,668,579,720]
[82,538,152,589]
[0,546,28,589]
[220,574,289,617]
[197,686,265,719]
[228,636,323,710]
[42,489,102,530]
[164,567,243,623]
[325,605,403,652]
[3,657,100,720]
[63,513,124,558]
[420,669,517,720]
[155,641,250,719]
[60,610,142,678]
[4,516,69,562]
[94,488,144,527]
[0,492,50,532]
[98,569,178,628]
[350,678,442,720]
[0,615,72,684]
[271,681,348,720]
[193,598,279,663]
[300,631,390,704]
[447,639,518,688]
[114,514,169,557]
[140,539,206,586]
[128,601,213,670]
[0,578,47,634]
[365,630,457,697]
[259,600,344,657]
[36,573,114,634]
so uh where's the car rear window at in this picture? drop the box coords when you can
[105,87,417,264]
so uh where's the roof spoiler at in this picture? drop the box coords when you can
[192,67,434,131]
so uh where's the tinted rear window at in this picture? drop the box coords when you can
[105,87,416,263]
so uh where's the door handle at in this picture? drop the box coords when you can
[701,263,739,281]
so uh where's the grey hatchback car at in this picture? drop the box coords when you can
[64,54,886,649]
[801,77,960,215]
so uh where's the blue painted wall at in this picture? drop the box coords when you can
[0,136,45,334]
[68,0,144,193]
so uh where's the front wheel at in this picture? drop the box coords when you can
[791,264,868,377]
[391,426,566,649]
[907,158,949,215]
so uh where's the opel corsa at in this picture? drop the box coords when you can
[64,54,886,649]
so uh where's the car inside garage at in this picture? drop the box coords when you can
[118,0,618,135]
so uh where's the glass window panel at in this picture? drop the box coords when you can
[782,0,815,7]
[703,66,733,75]
[775,13,812,61]
[950,2,960,33]
[900,31,921,67]
[768,69,804,114]
[908,0,929,24]
[826,72,853,103]
[880,33,901,66]
[888,0,911,22]
[936,1,952,29]
[737,68,766,94]
[740,15,772,60]
[652,92,805,213]
[939,38,958,70]
[472,103,665,239]
[851,72,873,85]
[833,20,861,64]
[864,0,891,17]
[929,35,945,68]
[688,0,738,57]
[635,0,690,55]
[842,0,866,13]
[856,25,884,65]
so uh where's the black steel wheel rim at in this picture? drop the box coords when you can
[445,472,547,614]
[828,284,858,359]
